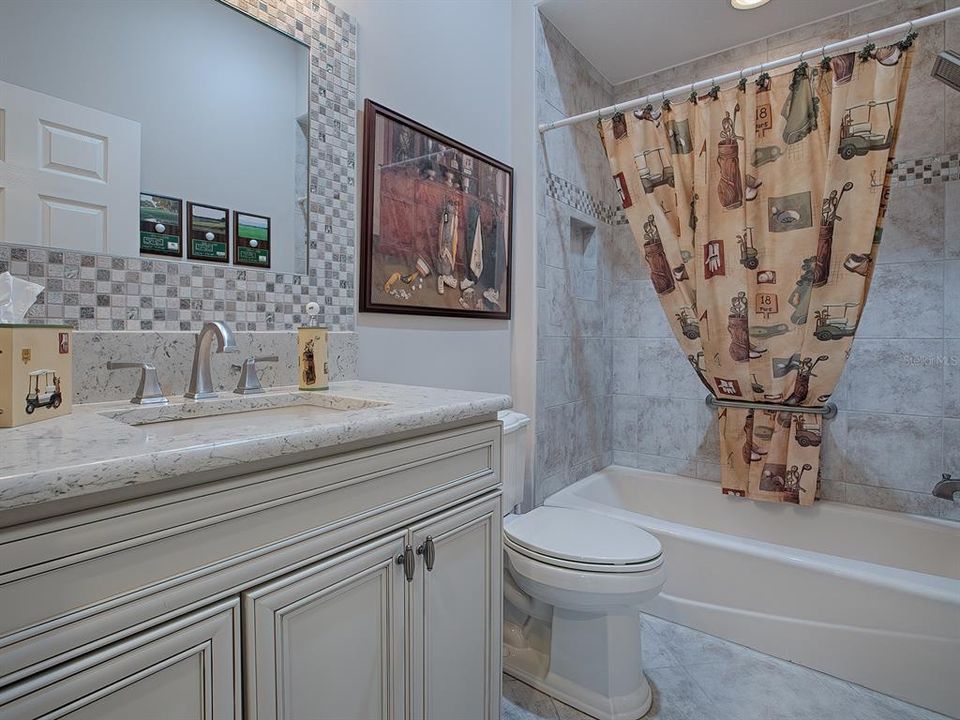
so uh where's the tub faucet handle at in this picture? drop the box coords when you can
[933,473,960,501]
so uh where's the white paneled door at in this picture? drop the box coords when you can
[0,80,140,255]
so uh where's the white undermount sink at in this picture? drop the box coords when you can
[101,391,390,438]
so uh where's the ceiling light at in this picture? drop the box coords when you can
[731,0,771,9]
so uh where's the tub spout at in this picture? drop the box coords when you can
[932,474,960,501]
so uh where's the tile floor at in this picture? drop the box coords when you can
[501,613,949,720]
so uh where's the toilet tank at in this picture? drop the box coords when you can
[498,410,530,515]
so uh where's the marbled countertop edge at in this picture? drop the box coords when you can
[0,381,511,514]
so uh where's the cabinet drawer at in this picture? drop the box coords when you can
[0,599,240,720]
[0,422,500,688]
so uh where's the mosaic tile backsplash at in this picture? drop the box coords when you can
[1,246,320,332]
[0,0,358,332]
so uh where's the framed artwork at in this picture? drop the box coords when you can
[187,202,230,263]
[360,99,513,319]
[234,211,271,268]
[139,193,183,257]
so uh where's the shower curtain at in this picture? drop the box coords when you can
[599,45,912,505]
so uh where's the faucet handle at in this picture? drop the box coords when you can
[232,355,278,395]
[107,361,169,405]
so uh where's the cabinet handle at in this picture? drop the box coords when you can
[397,545,415,582]
[417,536,436,571]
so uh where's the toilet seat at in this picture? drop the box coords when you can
[504,535,662,573]
[503,507,662,572]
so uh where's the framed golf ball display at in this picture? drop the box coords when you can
[139,193,183,257]
[234,211,271,268]
[187,202,230,263]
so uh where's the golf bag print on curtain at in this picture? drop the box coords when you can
[599,43,912,505]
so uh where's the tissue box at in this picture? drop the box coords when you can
[0,324,73,428]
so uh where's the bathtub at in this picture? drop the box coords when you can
[546,466,960,718]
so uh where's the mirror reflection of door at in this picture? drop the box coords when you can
[0,0,310,273]
[0,80,141,255]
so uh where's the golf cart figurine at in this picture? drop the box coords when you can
[0,324,73,427]
[25,370,62,414]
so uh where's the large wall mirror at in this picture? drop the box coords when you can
[0,0,311,274]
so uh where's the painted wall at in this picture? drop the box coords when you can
[338,0,514,394]
[606,0,960,521]
[0,0,307,273]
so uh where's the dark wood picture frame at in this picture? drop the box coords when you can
[139,192,183,258]
[360,99,513,320]
[233,211,272,269]
[186,202,230,264]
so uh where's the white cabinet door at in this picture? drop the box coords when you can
[243,532,408,720]
[409,496,502,720]
[0,599,239,720]
[0,80,140,255]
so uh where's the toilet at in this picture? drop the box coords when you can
[499,411,666,720]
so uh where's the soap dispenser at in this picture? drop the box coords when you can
[298,301,328,391]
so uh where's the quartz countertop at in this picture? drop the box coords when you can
[0,381,511,514]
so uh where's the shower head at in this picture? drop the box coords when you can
[931,50,960,92]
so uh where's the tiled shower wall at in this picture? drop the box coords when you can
[535,16,620,505]
[607,0,960,521]
[0,0,358,332]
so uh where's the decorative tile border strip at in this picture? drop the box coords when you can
[0,0,357,332]
[893,152,960,187]
[545,174,621,225]
[548,151,960,229]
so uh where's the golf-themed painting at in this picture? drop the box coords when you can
[187,203,230,263]
[139,193,183,257]
[360,100,513,319]
[234,212,271,268]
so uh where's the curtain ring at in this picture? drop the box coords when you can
[799,49,806,63]
[820,44,827,60]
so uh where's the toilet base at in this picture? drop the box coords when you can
[503,608,654,720]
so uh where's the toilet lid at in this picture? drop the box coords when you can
[504,507,661,566]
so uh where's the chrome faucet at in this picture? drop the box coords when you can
[933,474,960,501]
[184,321,238,399]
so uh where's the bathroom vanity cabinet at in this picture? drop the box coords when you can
[0,420,503,720]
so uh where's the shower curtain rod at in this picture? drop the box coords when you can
[539,6,960,133]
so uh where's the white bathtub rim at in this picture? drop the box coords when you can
[546,471,960,610]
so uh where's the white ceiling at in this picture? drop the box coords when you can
[538,0,878,85]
